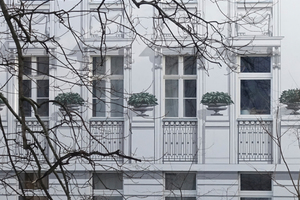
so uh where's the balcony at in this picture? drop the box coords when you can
[238,120,273,163]
[89,120,124,161]
[15,120,49,162]
[163,120,197,162]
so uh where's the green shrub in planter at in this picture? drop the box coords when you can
[53,92,84,106]
[279,89,300,104]
[128,92,158,107]
[201,91,234,105]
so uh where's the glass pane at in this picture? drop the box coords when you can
[93,197,123,200]
[241,80,270,115]
[93,99,105,117]
[93,57,106,75]
[24,57,31,75]
[241,174,272,191]
[184,56,196,75]
[165,80,178,97]
[111,98,123,117]
[19,172,49,190]
[19,197,48,200]
[111,80,124,98]
[165,99,178,117]
[166,173,196,190]
[111,56,124,75]
[37,99,49,117]
[93,80,105,98]
[165,198,196,200]
[165,56,178,75]
[93,173,123,190]
[37,80,49,97]
[241,57,271,73]
[37,57,49,75]
[184,99,196,117]
[22,80,31,116]
[184,80,196,97]
[241,198,271,200]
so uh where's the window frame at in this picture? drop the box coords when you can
[239,173,273,199]
[22,56,49,118]
[91,56,124,118]
[163,55,197,118]
[237,56,273,118]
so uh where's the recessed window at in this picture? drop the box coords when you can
[19,172,49,190]
[93,173,123,190]
[164,56,197,117]
[241,57,271,73]
[241,174,272,191]
[165,172,196,190]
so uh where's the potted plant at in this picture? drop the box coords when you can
[54,92,84,116]
[201,91,234,116]
[128,92,158,116]
[279,88,300,114]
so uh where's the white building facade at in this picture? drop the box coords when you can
[1,0,300,199]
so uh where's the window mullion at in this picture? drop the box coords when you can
[178,57,184,117]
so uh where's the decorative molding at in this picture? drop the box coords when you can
[124,47,132,69]
[154,48,162,69]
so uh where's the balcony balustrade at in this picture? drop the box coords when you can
[163,120,197,162]
[238,120,273,162]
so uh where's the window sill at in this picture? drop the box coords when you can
[163,118,197,122]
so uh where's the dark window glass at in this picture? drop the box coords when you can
[241,80,270,115]
[241,57,271,73]
[19,172,49,190]
[241,198,271,200]
[166,198,196,200]
[165,80,178,98]
[23,80,32,117]
[37,80,49,98]
[19,197,48,200]
[93,80,106,117]
[111,56,124,75]
[37,57,49,75]
[24,57,31,75]
[93,173,123,190]
[166,173,196,190]
[185,99,196,117]
[93,197,123,200]
[184,80,196,98]
[93,57,106,75]
[241,174,272,191]
[165,56,178,75]
[165,99,178,117]
[184,56,196,75]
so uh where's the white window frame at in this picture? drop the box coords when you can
[91,56,124,118]
[22,56,49,118]
[237,56,272,119]
[163,56,197,118]
[239,173,273,200]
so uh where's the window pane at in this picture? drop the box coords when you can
[165,56,178,75]
[111,56,124,75]
[111,98,123,117]
[166,173,196,190]
[23,80,31,117]
[166,198,196,200]
[19,172,49,190]
[165,80,178,97]
[165,99,178,117]
[37,57,49,75]
[185,99,196,117]
[37,80,49,97]
[241,80,270,115]
[37,99,49,116]
[93,80,105,98]
[19,197,48,200]
[184,56,196,75]
[24,57,31,75]
[93,173,123,190]
[111,80,124,98]
[93,57,106,75]
[241,174,272,191]
[241,198,271,200]
[93,99,105,117]
[241,57,271,73]
[184,80,196,97]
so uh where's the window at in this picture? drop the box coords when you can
[164,56,197,117]
[92,56,124,117]
[165,172,196,190]
[93,173,123,190]
[19,197,48,200]
[23,57,49,117]
[93,197,123,200]
[240,173,272,200]
[19,172,49,190]
[239,57,271,115]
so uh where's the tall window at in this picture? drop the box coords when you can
[164,56,197,117]
[92,56,124,117]
[240,57,271,115]
[23,57,49,117]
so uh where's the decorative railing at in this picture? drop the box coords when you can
[238,120,273,162]
[15,120,49,162]
[90,120,124,161]
[163,121,197,162]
